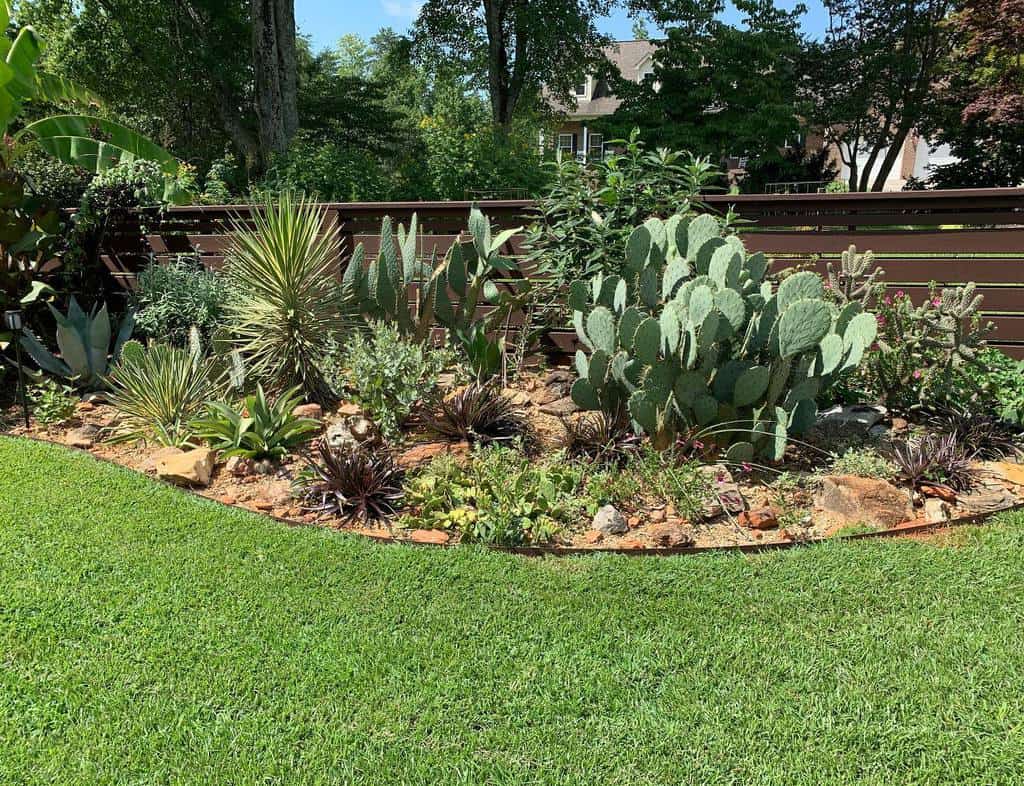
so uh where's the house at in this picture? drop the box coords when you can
[544,39,658,162]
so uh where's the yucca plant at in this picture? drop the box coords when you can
[295,443,405,524]
[191,384,319,462]
[106,339,218,447]
[224,192,342,403]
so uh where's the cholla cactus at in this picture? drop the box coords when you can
[916,283,991,367]
[827,245,884,308]
[570,214,878,459]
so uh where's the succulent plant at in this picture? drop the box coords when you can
[342,207,532,377]
[427,382,530,446]
[296,443,404,524]
[569,213,879,458]
[566,408,642,466]
[827,244,884,308]
[20,296,134,389]
[892,432,976,492]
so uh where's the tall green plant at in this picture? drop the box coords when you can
[224,193,343,403]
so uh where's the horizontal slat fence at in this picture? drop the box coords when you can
[97,188,1024,359]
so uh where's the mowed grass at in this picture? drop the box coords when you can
[3,437,1024,785]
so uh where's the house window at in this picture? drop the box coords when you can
[557,133,575,154]
[588,133,604,160]
[573,78,588,99]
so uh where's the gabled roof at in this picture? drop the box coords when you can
[550,39,659,119]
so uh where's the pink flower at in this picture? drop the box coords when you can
[876,314,886,326]
[896,289,906,298]
[824,280,832,289]
[912,369,923,379]
[741,461,753,473]
[693,440,704,450]
[931,297,941,306]
[716,471,726,484]
[883,295,892,305]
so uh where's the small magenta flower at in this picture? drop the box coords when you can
[931,297,941,306]
[896,289,906,298]
[693,440,705,450]
[876,314,886,326]
[912,369,923,379]
[823,280,832,289]
[883,295,892,305]
[741,461,753,473]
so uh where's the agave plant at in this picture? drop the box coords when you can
[106,339,218,447]
[295,443,404,524]
[191,385,320,462]
[427,382,530,446]
[20,296,134,389]
[224,192,342,403]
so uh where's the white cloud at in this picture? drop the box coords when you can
[381,0,423,18]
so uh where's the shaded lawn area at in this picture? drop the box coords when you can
[2,437,1024,785]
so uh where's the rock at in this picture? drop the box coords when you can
[583,530,604,545]
[538,396,579,416]
[627,515,641,529]
[398,441,470,470]
[253,458,277,475]
[326,416,379,451]
[815,475,913,528]
[647,522,695,547]
[225,455,256,477]
[64,424,100,448]
[648,507,667,524]
[156,447,216,487]
[336,402,362,417]
[868,424,889,438]
[252,500,274,511]
[924,498,951,524]
[76,400,95,413]
[142,446,184,473]
[817,404,887,430]
[501,388,533,407]
[292,403,323,420]
[592,504,628,536]
[698,464,746,518]
[409,529,450,545]
[959,487,1016,514]
[977,461,1024,488]
[528,412,570,450]
[348,416,377,442]
[356,528,393,541]
[920,483,957,503]
[738,507,779,530]
[891,417,909,434]
[544,369,573,385]
[529,386,563,406]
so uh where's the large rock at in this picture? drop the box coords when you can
[64,424,100,449]
[538,396,579,417]
[398,441,470,470]
[647,521,695,547]
[923,498,951,524]
[817,404,888,430]
[292,403,323,420]
[592,504,628,535]
[815,475,913,528]
[698,464,746,518]
[977,461,1024,488]
[156,447,216,487]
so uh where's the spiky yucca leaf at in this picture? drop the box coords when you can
[224,192,342,403]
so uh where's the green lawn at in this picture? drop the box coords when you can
[3,436,1024,784]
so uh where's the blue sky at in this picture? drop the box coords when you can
[296,0,829,54]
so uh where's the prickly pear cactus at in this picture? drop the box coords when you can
[570,214,878,458]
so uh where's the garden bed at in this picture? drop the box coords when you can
[7,365,1023,554]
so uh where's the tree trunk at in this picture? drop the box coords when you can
[869,123,915,191]
[251,0,298,168]
[483,0,515,130]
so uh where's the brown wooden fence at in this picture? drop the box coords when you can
[98,188,1024,358]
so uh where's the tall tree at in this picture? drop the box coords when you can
[615,0,805,165]
[921,0,1024,187]
[251,0,298,163]
[805,0,953,191]
[413,0,616,129]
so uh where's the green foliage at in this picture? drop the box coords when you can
[19,296,134,389]
[134,258,232,347]
[26,377,76,425]
[191,385,319,462]
[961,349,1024,427]
[828,447,898,481]
[106,339,218,446]
[570,213,877,457]
[525,130,718,285]
[295,442,405,524]
[344,206,531,378]
[400,445,580,545]
[224,192,343,403]
[326,323,450,441]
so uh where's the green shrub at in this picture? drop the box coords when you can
[224,192,343,402]
[27,379,77,425]
[827,447,898,480]
[962,348,1024,426]
[525,129,718,287]
[400,446,581,545]
[190,385,319,462]
[134,258,232,347]
[106,340,218,446]
[570,213,877,458]
[325,323,451,440]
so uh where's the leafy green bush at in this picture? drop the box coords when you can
[570,213,877,458]
[134,258,232,347]
[525,129,718,286]
[191,385,319,461]
[962,348,1024,426]
[27,378,77,425]
[400,446,581,545]
[224,192,343,402]
[106,340,218,446]
[325,323,450,440]
[828,447,898,480]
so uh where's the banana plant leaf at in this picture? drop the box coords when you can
[35,72,101,108]
[17,115,178,176]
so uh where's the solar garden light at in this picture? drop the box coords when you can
[4,309,30,428]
